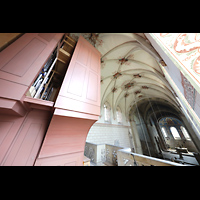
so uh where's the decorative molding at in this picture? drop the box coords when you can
[93,122,131,128]
[180,71,197,110]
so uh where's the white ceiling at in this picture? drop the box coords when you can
[69,33,179,120]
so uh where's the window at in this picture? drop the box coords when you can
[170,127,181,140]
[104,102,111,122]
[116,106,122,124]
[180,126,191,140]
[161,127,168,138]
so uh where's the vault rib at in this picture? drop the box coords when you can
[101,78,114,108]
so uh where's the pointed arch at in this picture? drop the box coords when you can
[116,106,123,124]
[104,101,111,123]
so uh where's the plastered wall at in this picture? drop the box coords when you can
[86,123,131,148]
[86,107,131,148]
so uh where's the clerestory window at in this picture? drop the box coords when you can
[161,127,168,138]
[180,126,191,140]
[170,127,181,140]
[116,106,122,124]
[104,102,111,123]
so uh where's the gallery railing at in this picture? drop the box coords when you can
[84,142,106,165]
[117,148,186,166]
[104,144,124,166]
[84,142,123,166]
[84,142,186,166]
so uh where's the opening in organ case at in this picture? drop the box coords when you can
[26,34,76,102]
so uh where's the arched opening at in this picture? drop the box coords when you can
[159,117,197,152]
[75,32,200,166]
[180,126,191,140]
[170,127,181,140]
[116,106,123,124]
[129,98,199,164]
[104,102,111,123]
[161,127,168,138]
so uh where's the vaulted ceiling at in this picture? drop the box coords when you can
[69,33,180,121]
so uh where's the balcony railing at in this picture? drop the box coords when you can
[84,142,106,165]
[117,148,186,166]
[84,142,124,166]
[84,142,189,166]
[104,144,124,166]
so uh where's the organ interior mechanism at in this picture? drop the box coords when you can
[26,34,76,102]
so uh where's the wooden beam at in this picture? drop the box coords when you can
[51,70,64,76]
[65,35,76,43]
[59,48,70,57]
[57,58,67,64]
[64,40,74,48]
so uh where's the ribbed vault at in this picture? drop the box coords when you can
[69,33,180,121]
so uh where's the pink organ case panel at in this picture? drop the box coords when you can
[0,33,64,101]
[38,33,56,42]
[35,151,84,166]
[54,35,101,117]
[35,36,101,166]
[0,109,51,166]
[1,38,46,77]
[0,114,25,164]
[35,114,96,166]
